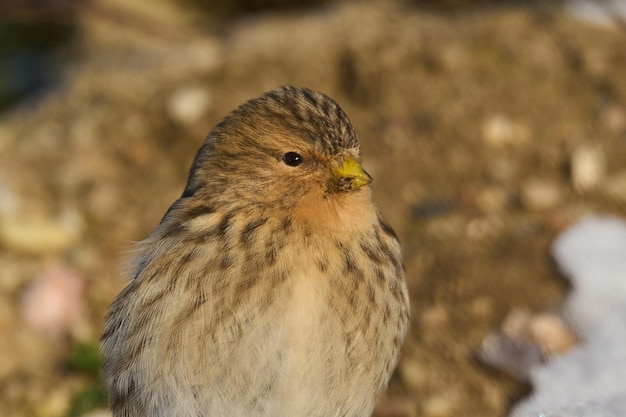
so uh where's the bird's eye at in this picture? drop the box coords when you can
[282,152,303,167]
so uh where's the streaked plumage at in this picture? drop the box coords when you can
[101,86,409,417]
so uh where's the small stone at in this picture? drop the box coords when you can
[21,262,86,337]
[489,157,519,183]
[571,144,606,191]
[0,181,19,215]
[600,105,626,133]
[465,216,503,240]
[35,386,71,417]
[474,186,509,213]
[440,44,466,71]
[0,209,83,255]
[501,309,533,340]
[422,394,454,417]
[478,309,578,379]
[400,357,429,392]
[168,86,212,125]
[545,203,593,233]
[469,296,494,318]
[420,305,449,328]
[481,115,529,148]
[521,179,563,210]
[528,313,578,354]
[478,332,543,380]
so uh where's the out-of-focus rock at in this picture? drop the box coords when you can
[399,356,429,393]
[600,105,626,133]
[0,210,83,255]
[488,157,519,183]
[35,386,72,417]
[423,393,455,417]
[0,182,19,215]
[420,305,449,328]
[167,85,212,125]
[469,296,494,319]
[21,262,86,337]
[570,144,606,191]
[479,309,578,380]
[481,115,529,148]
[521,179,563,210]
[463,185,510,214]
[479,331,543,380]
[465,216,504,240]
[528,313,578,355]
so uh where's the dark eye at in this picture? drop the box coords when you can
[282,152,303,167]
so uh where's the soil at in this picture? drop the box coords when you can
[1,2,626,416]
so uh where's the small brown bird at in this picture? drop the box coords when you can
[101,86,409,417]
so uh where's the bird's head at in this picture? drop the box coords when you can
[182,87,374,229]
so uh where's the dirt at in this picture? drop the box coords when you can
[1,2,626,416]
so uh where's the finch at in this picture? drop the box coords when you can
[101,86,409,417]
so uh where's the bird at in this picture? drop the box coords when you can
[101,86,410,417]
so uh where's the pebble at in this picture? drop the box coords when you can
[478,332,543,380]
[167,85,212,125]
[570,144,606,191]
[440,44,467,71]
[465,216,503,240]
[488,157,519,183]
[420,305,449,328]
[469,296,494,318]
[521,179,563,210]
[0,181,19,215]
[400,357,429,392]
[545,203,593,233]
[21,262,86,336]
[478,309,578,379]
[481,115,529,148]
[528,313,578,354]
[473,186,509,214]
[35,386,71,417]
[600,104,626,133]
[503,310,576,353]
[0,209,83,255]
[422,394,454,417]
[501,309,533,339]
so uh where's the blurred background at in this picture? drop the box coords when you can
[1,0,626,416]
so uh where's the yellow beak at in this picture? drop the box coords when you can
[330,157,373,192]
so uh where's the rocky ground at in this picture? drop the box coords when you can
[1,1,626,416]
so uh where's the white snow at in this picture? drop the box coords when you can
[564,0,626,28]
[510,216,626,417]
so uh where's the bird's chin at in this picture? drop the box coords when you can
[292,185,375,235]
